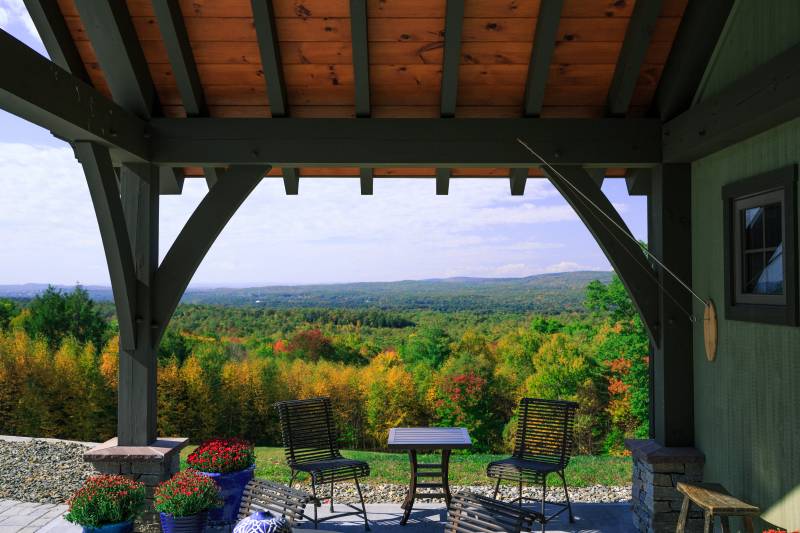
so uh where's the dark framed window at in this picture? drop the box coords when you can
[722,165,798,325]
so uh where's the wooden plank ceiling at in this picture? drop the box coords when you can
[57,0,686,179]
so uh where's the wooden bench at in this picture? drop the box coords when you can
[676,482,760,533]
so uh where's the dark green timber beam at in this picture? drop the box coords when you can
[159,167,185,194]
[436,168,450,195]
[523,0,563,117]
[283,168,299,195]
[74,0,158,118]
[0,30,148,161]
[509,168,527,196]
[252,0,287,117]
[150,118,662,167]
[607,0,662,116]
[663,41,800,163]
[626,168,651,196]
[360,168,373,195]
[651,0,734,121]
[152,165,270,344]
[542,165,659,344]
[74,142,138,351]
[587,168,605,188]
[350,0,370,118]
[23,0,89,83]
[152,0,206,116]
[440,0,464,118]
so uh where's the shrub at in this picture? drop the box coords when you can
[154,469,219,517]
[186,437,255,474]
[65,475,145,528]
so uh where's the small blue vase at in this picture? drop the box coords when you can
[159,511,208,533]
[81,521,133,533]
[200,465,255,524]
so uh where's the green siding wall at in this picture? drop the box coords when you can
[692,2,800,529]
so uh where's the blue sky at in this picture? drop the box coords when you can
[0,2,647,286]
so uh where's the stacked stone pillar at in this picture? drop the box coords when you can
[85,437,188,533]
[626,439,705,533]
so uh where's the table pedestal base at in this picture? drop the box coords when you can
[400,449,451,526]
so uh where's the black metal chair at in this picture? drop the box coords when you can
[275,397,370,530]
[237,478,312,526]
[445,492,541,533]
[486,398,578,532]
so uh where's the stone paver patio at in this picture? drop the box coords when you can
[9,500,635,532]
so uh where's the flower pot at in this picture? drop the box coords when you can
[159,511,208,533]
[200,465,255,524]
[80,521,133,533]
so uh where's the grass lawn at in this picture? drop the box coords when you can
[181,447,631,487]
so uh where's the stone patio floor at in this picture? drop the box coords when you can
[2,499,636,532]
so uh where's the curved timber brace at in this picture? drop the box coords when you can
[77,140,269,444]
[542,166,660,346]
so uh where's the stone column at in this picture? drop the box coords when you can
[626,439,705,533]
[84,437,188,532]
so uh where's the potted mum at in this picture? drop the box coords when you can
[155,469,219,533]
[65,475,145,533]
[187,437,256,523]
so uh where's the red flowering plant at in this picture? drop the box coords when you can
[186,437,255,474]
[154,469,220,518]
[65,475,145,528]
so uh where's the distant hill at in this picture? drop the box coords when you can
[0,271,613,313]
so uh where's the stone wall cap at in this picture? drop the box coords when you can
[625,438,705,464]
[84,437,189,463]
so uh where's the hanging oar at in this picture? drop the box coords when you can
[516,137,718,362]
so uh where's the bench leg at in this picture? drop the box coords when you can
[720,516,731,533]
[676,496,690,533]
[703,512,713,533]
[743,516,755,533]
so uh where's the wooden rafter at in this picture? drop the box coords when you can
[522,0,563,117]
[440,0,464,118]
[350,0,370,118]
[509,168,527,196]
[360,168,373,196]
[282,167,299,195]
[626,168,651,196]
[252,0,287,117]
[23,0,89,83]
[436,168,450,196]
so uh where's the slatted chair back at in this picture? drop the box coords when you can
[445,492,539,533]
[237,479,311,525]
[275,397,341,467]
[513,398,578,467]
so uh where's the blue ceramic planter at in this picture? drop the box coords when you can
[159,511,208,533]
[200,465,255,524]
[81,521,133,533]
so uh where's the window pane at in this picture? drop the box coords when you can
[743,207,764,249]
[755,244,784,295]
[743,252,765,293]
[764,203,782,248]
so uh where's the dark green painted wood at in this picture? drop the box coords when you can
[283,168,299,195]
[252,0,287,117]
[587,168,605,188]
[626,168,651,196]
[74,142,137,351]
[607,0,663,116]
[436,168,450,195]
[651,0,734,120]
[159,167,185,195]
[360,167,373,195]
[523,0,563,117]
[118,163,159,446]
[648,163,693,447]
[205,167,224,189]
[152,165,270,343]
[152,0,206,116]
[23,0,89,83]
[74,0,158,118]
[440,0,464,118]
[509,168,527,196]
[150,118,662,167]
[350,0,370,118]
[543,165,659,343]
[663,41,800,162]
[0,30,148,161]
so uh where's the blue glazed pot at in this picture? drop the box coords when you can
[81,521,133,533]
[200,465,255,524]
[159,511,208,533]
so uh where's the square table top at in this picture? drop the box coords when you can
[387,427,472,450]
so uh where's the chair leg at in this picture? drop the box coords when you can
[355,477,370,531]
[540,477,547,533]
[330,480,335,512]
[558,470,574,523]
[518,478,523,508]
[311,479,318,529]
[289,470,297,488]
[493,477,502,500]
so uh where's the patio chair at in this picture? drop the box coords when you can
[237,478,312,526]
[445,492,541,533]
[486,398,578,532]
[275,397,370,530]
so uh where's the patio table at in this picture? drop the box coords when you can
[387,427,472,525]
